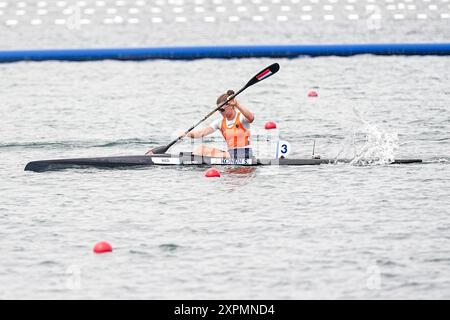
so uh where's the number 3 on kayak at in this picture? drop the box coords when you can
[276,141,291,158]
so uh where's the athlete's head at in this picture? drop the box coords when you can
[217,90,236,119]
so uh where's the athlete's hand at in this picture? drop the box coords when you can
[227,98,238,107]
[176,130,192,139]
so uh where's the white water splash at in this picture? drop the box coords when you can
[349,108,399,166]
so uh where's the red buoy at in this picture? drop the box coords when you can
[308,90,318,97]
[93,241,113,254]
[205,168,221,178]
[264,121,277,130]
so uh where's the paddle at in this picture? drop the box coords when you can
[147,62,280,155]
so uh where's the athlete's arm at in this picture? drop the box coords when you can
[233,100,254,123]
[186,126,215,139]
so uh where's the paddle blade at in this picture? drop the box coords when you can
[147,145,169,155]
[244,63,280,89]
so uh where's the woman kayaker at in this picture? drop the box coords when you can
[187,90,254,158]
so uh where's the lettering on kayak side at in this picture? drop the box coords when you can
[151,157,181,165]
[210,158,253,165]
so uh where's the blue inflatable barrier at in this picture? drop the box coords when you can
[1,43,450,63]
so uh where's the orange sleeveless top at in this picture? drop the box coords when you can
[220,112,251,149]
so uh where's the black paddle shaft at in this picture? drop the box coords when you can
[150,63,280,155]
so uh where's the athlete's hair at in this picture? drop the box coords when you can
[216,90,235,105]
